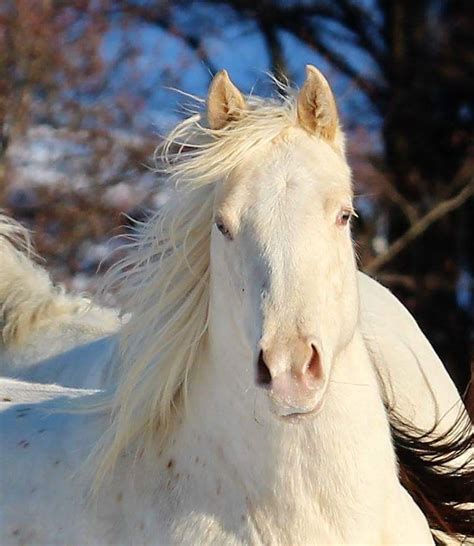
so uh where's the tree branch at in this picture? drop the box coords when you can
[365,180,474,274]
[257,12,288,81]
[204,1,386,105]
[108,3,218,78]
[278,17,385,108]
[377,173,419,224]
[338,0,386,70]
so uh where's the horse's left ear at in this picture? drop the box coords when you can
[207,70,247,130]
[297,65,340,142]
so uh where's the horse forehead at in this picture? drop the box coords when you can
[216,134,351,227]
[266,131,348,172]
[250,138,319,180]
[234,136,349,196]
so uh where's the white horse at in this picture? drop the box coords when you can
[0,190,465,446]
[0,178,466,439]
[1,247,464,435]
[1,66,471,545]
[0,213,121,379]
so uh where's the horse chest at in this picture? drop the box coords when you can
[112,456,382,546]
[132,491,381,546]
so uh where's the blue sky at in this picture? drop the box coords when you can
[100,5,382,134]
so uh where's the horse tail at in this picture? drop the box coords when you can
[0,213,93,346]
[390,405,473,545]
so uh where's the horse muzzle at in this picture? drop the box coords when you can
[256,342,327,419]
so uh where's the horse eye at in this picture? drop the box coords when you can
[336,209,353,227]
[215,220,233,240]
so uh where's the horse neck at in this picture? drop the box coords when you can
[171,311,398,532]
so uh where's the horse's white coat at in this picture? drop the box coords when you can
[0,345,432,545]
[0,68,444,544]
[0,246,466,437]
[14,335,119,389]
[0,177,466,442]
[359,273,467,434]
[0,376,97,403]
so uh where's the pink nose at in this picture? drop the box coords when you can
[257,341,325,415]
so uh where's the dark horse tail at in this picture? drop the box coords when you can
[390,404,473,545]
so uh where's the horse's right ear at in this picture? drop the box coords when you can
[207,70,247,130]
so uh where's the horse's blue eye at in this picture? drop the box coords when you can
[337,209,353,226]
[215,221,233,240]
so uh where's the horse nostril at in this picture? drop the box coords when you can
[256,350,272,386]
[307,344,322,380]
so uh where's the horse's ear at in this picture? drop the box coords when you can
[297,65,339,142]
[207,70,247,130]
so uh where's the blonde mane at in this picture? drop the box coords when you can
[0,214,97,346]
[91,87,318,484]
[0,212,124,354]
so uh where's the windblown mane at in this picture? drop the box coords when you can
[91,88,303,485]
[0,213,95,345]
[0,212,32,252]
[390,407,473,545]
